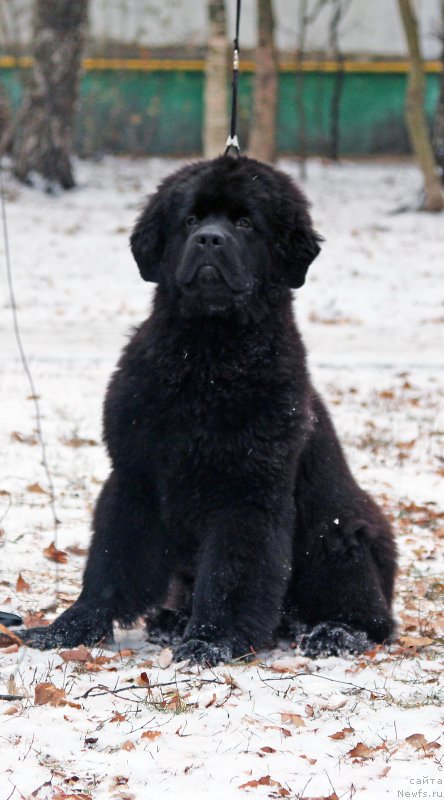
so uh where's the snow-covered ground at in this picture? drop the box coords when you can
[0,156,443,800]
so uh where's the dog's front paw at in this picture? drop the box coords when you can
[174,638,235,666]
[20,605,113,650]
[300,622,371,658]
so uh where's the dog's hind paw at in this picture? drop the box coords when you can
[300,622,371,658]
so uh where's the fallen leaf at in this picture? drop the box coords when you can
[378,766,391,778]
[34,682,67,707]
[264,725,292,738]
[23,611,49,628]
[239,775,281,790]
[405,733,441,753]
[63,436,98,448]
[2,705,20,715]
[280,713,305,727]
[11,431,37,445]
[205,693,217,708]
[59,645,92,663]
[299,754,317,765]
[0,623,23,647]
[15,573,30,593]
[34,682,81,709]
[111,713,126,723]
[66,544,88,556]
[141,730,161,741]
[329,727,354,740]
[43,542,68,564]
[121,740,135,751]
[347,742,376,760]
[27,482,49,495]
[399,635,434,650]
[136,671,150,687]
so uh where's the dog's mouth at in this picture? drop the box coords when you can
[176,260,253,295]
[176,263,252,317]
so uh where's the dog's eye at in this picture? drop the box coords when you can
[186,215,198,227]
[236,217,252,229]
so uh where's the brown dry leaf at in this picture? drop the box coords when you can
[329,727,354,740]
[280,713,305,727]
[205,693,217,708]
[111,712,126,723]
[379,766,391,778]
[118,648,135,658]
[399,635,434,650]
[11,431,37,445]
[34,682,81,709]
[305,704,315,717]
[0,623,23,647]
[136,671,150,687]
[23,611,48,628]
[141,730,161,741]
[43,542,68,564]
[405,733,441,753]
[121,740,136,751]
[66,544,88,556]
[16,573,30,593]
[304,795,338,800]
[26,482,49,495]
[347,742,376,760]
[2,705,21,716]
[53,794,92,800]
[63,436,98,448]
[34,682,67,707]
[264,725,292,738]
[299,754,317,765]
[269,656,309,673]
[59,645,92,663]
[259,746,276,754]
[239,775,281,790]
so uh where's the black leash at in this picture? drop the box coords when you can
[225,0,242,157]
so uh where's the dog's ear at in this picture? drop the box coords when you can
[285,226,323,289]
[130,191,166,282]
[273,181,323,289]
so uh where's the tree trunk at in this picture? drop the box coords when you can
[204,0,228,159]
[248,0,278,163]
[397,0,444,211]
[13,0,89,191]
[295,0,309,180]
[0,87,12,156]
[432,0,444,180]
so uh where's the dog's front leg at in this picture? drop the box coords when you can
[174,496,294,665]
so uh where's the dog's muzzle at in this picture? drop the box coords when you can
[176,224,254,295]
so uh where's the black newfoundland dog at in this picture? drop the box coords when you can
[22,156,397,663]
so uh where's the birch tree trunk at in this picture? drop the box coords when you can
[14,0,89,191]
[397,0,444,210]
[248,0,278,163]
[204,0,228,159]
[432,0,444,180]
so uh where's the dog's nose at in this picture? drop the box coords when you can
[193,225,226,249]
[197,264,221,286]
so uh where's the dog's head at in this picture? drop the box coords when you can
[130,156,322,318]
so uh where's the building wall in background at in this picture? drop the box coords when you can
[0,0,442,157]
